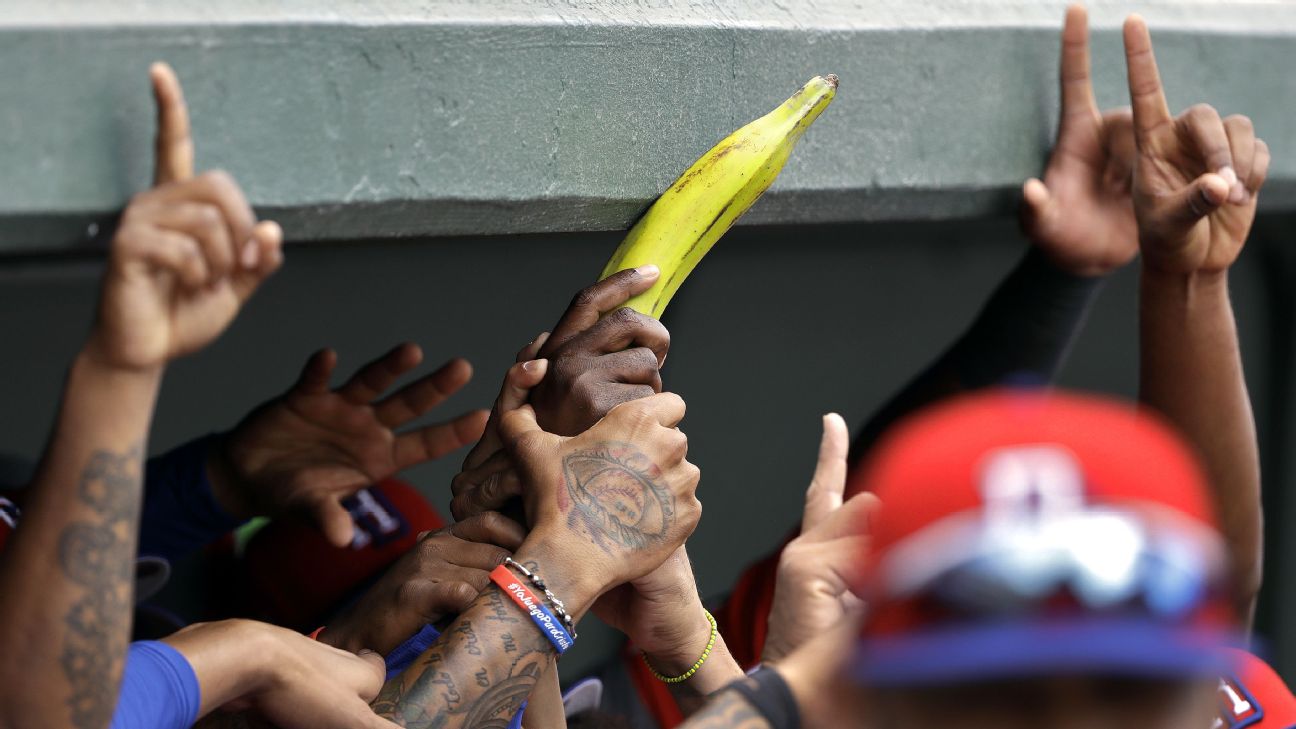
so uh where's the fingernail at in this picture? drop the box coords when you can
[1229,183,1247,204]
[357,649,377,657]
[1218,166,1239,188]
[522,358,547,373]
[240,239,260,268]
[636,264,660,279]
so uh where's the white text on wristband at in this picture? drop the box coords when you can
[489,564,574,654]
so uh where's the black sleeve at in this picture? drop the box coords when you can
[848,246,1104,465]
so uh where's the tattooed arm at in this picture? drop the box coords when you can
[377,394,702,728]
[0,365,158,729]
[0,63,281,729]
[520,666,566,729]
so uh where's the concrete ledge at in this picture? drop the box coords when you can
[2,1,1295,250]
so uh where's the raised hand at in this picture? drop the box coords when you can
[211,344,489,547]
[1020,5,1139,277]
[1122,15,1270,273]
[86,63,282,372]
[761,414,877,664]
[501,393,701,605]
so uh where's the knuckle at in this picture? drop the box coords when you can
[1186,103,1219,122]
[394,579,424,608]
[628,346,659,370]
[607,306,639,328]
[487,547,510,568]
[451,582,479,607]
[684,461,702,487]
[569,287,598,311]
[1224,114,1254,131]
[477,509,504,532]
[666,430,689,460]
[199,168,236,189]
[570,372,600,403]
[194,204,223,230]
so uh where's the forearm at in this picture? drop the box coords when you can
[851,247,1101,462]
[1139,268,1261,619]
[0,349,161,728]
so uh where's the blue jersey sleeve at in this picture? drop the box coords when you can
[139,435,244,561]
[110,641,201,729]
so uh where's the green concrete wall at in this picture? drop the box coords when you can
[1,1,1294,249]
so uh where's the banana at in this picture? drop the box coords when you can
[599,74,838,318]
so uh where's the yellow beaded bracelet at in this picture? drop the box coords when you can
[642,609,718,684]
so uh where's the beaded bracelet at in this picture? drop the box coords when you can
[490,564,575,654]
[642,609,718,684]
[503,557,578,639]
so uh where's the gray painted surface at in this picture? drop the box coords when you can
[1,217,1294,685]
[2,0,1295,249]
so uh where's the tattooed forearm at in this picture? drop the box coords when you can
[679,688,771,729]
[59,445,143,728]
[561,441,675,555]
[374,587,555,729]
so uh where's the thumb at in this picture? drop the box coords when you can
[351,649,388,701]
[1156,172,1230,229]
[498,359,548,414]
[499,404,544,448]
[315,498,356,548]
[231,220,285,303]
[1019,178,1055,237]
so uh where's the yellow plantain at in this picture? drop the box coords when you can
[600,74,838,318]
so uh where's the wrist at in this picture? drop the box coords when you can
[640,600,711,672]
[79,335,167,380]
[72,345,165,391]
[512,536,603,621]
[239,621,292,697]
[650,621,744,697]
[1141,265,1229,290]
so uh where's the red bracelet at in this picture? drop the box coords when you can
[307,626,326,641]
[489,564,574,653]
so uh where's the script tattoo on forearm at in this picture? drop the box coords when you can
[57,445,143,728]
[561,441,674,554]
[373,587,554,729]
[680,688,772,729]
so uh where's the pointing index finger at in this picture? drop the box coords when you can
[150,62,194,185]
[1122,14,1173,145]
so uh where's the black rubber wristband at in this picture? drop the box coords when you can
[724,667,801,729]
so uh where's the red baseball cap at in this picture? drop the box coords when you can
[853,389,1239,685]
